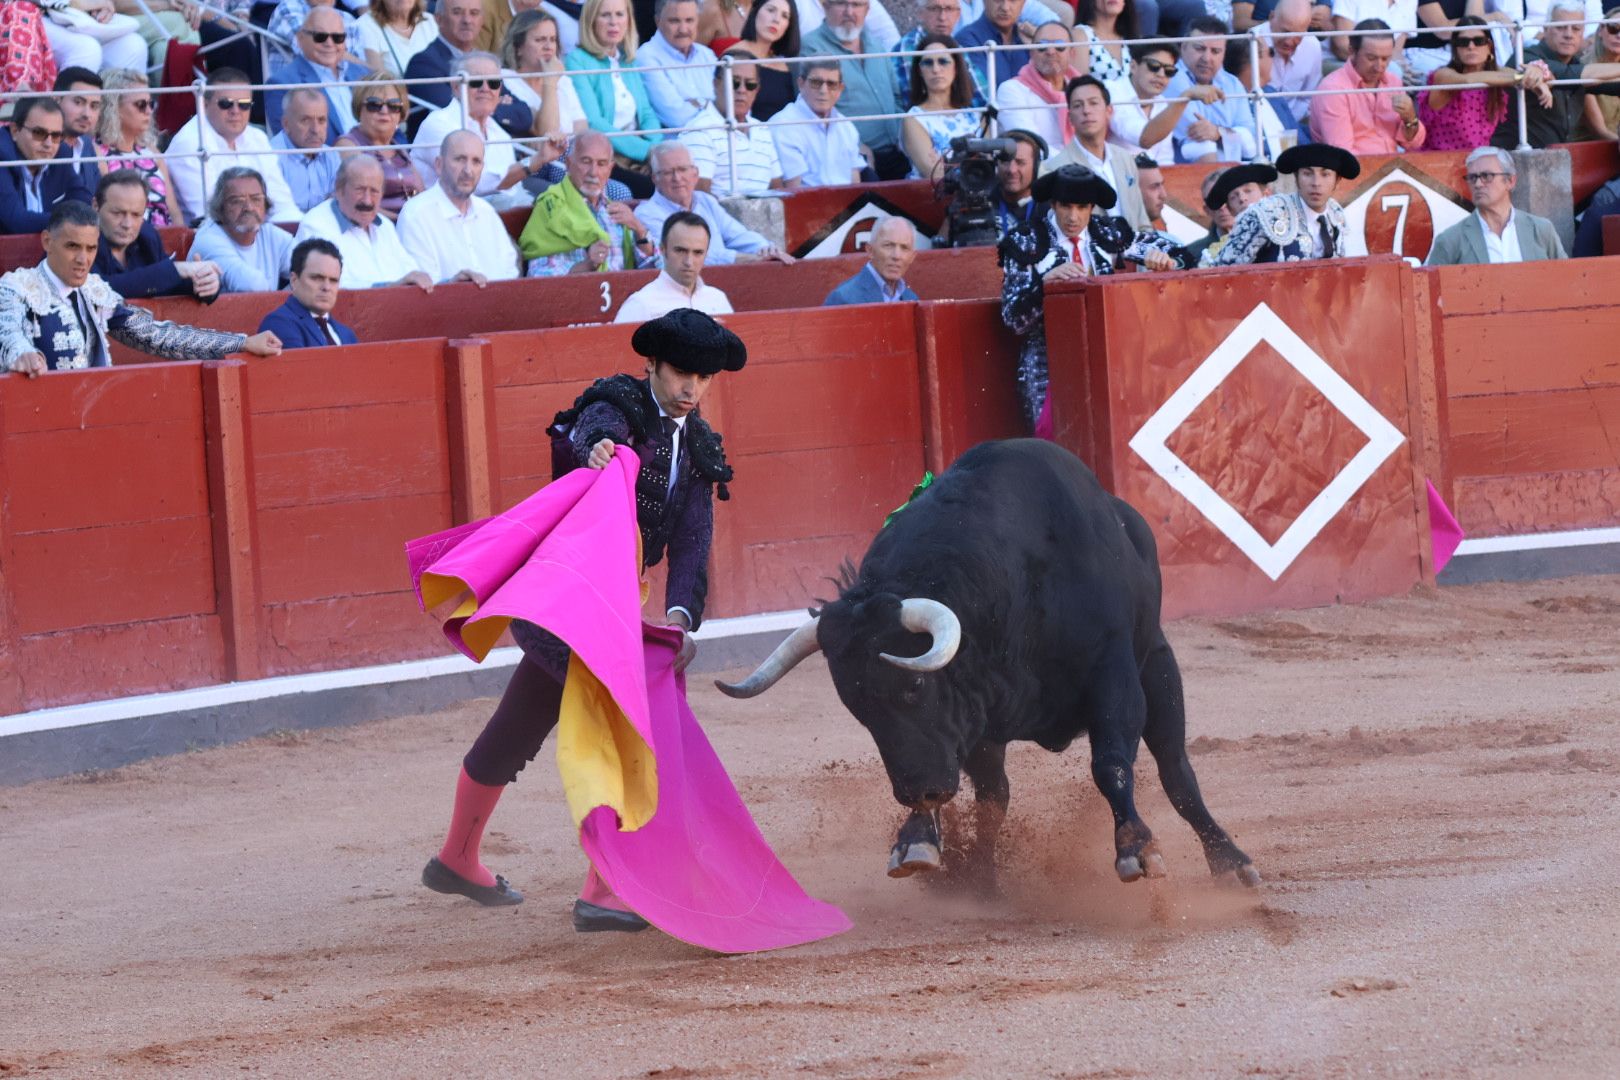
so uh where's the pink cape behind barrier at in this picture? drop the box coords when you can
[406,449,851,954]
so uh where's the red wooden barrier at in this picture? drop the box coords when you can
[1044,257,1433,620]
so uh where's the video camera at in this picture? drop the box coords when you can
[939,136,1017,250]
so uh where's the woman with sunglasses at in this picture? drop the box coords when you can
[566,0,662,198]
[729,0,800,119]
[355,0,438,77]
[1073,0,1138,85]
[1417,15,1528,151]
[902,35,982,179]
[94,68,185,228]
[334,73,425,219]
[1577,9,1620,139]
[504,9,589,138]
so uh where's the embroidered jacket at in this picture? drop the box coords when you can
[0,263,248,373]
[1213,193,1347,267]
[998,211,1170,339]
[547,374,733,629]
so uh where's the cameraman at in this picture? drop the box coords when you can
[995,129,1049,234]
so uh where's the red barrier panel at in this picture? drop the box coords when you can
[1045,257,1432,620]
[1427,257,1620,539]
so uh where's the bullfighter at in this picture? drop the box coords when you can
[420,307,745,932]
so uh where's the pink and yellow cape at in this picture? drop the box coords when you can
[405,449,851,953]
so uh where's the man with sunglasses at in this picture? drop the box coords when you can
[768,59,865,187]
[414,52,561,208]
[267,0,363,76]
[265,7,371,144]
[1491,2,1620,149]
[405,0,534,137]
[682,53,789,196]
[1106,42,1224,167]
[0,98,93,237]
[1427,147,1566,265]
[167,68,306,228]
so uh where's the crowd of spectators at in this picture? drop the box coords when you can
[2,0,1618,374]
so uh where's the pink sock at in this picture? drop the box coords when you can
[579,865,634,912]
[437,766,503,888]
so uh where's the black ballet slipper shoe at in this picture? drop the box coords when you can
[572,898,649,933]
[422,856,524,907]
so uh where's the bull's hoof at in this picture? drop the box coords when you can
[887,841,943,878]
[1222,862,1262,888]
[1115,850,1166,883]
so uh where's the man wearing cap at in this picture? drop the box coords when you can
[999,164,1177,430]
[1197,162,1277,266]
[1214,143,1358,266]
[422,307,744,934]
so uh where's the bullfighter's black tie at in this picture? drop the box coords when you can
[1318,217,1336,259]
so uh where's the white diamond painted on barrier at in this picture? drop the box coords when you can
[1127,302,1407,581]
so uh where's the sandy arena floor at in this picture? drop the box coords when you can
[3,577,1620,1078]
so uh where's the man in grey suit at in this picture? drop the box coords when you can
[824,217,920,305]
[1427,148,1567,267]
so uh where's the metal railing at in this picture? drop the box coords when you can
[1,19,1611,193]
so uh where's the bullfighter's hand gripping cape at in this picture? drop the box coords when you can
[405,448,851,953]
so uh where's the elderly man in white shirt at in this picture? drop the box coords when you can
[294,155,436,290]
[634,143,793,266]
[412,52,559,209]
[614,211,734,322]
[1255,0,1324,123]
[682,55,790,196]
[399,130,523,284]
[768,59,865,188]
[166,69,305,227]
[636,0,717,128]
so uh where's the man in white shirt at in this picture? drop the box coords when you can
[682,54,790,196]
[768,60,865,188]
[166,68,305,227]
[636,0,717,128]
[1255,0,1323,123]
[189,167,299,293]
[1040,75,1150,230]
[634,142,793,266]
[412,52,557,206]
[295,154,436,290]
[614,211,734,322]
[399,130,523,284]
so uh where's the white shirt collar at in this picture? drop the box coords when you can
[434,181,478,219]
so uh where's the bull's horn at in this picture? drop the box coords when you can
[880,598,962,673]
[714,617,822,698]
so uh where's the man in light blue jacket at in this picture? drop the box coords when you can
[824,217,920,304]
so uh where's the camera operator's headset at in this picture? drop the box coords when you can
[996,127,1050,228]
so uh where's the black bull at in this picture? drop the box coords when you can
[719,439,1259,889]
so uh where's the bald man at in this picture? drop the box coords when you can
[398,130,522,285]
[1253,0,1324,124]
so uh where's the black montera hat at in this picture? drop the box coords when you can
[1276,142,1361,180]
[630,308,747,376]
[1031,164,1118,210]
[1206,163,1279,210]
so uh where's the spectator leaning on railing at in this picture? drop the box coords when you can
[295,154,434,290]
[898,0,991,106]
[258,238,360,347]
[614,209,736,320]
[1106,40,1221,167]
[189,167,299,293]
[90,171,223,301]
[1426,146,1567,264]
[637,0,720,127]
[0,97,91,237]
[1041,74,1150,230]
[398,129,524,284]
[681,52,792,194]
[0,202,281,377]
[1256,0,1324,124]
[1492,3,1620,149]
[94,69,186,229]
[1164,18,1258,162]
[272,88,341,214]
[824,214,918,303]
[635,141,794,261]
[521,129,660,274]
[995,22,1082,153]
[1416,14,1518,151]
[1311,19,1427,153]
[767,57,866,185]
[802,0,908,179]
[52,66,102,194]
[167,67,305,227]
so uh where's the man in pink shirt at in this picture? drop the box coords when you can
[1309,18,1425,154]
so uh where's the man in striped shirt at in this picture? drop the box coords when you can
[682,54,790,196]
